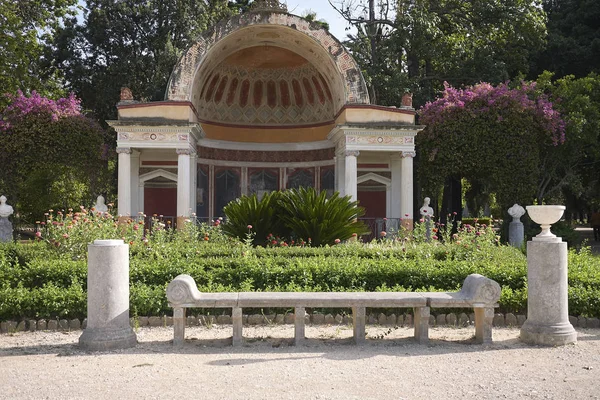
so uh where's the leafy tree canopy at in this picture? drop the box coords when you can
[0,91,112,221]
[417,81,565,210]
[329,0,547,107]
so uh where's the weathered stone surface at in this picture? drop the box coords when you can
[387,314,397,326]
[187,316,198,326]
[80,240,136,351]
[493,314,505,327]
[367,314,377,325]
[6,321,17,332]
[378,313,387,326]
[37,320,47,331]
[396,314,404,326]
[28,320,37,332]
[148,316,162,327]
[517,315,527,326]
[429,315,436,326]
[446,313,457,326]
[569,316,578,327]
[436,314,446,326]
[47,320,58,331]
[264,314,276,324]
[578,317,587,328]
[458,313,469,327]
[284,313,295,324]
[16,321,26,332]
[342,315,353,325]
[334,314,343,324]
[69,319,81,330]
[587,317,599,329]
[505,313,517,326]
[312,313,325,325]
[324,314,336,325]
[58,320,69,331]
[165,316,174,327]
[248,314,263,325]
[217,315,232,325]
[137,317,148,327]
[304,314,311,324]
[521,240,577,346]
[469,313,475,324]
[242,315,248,325]
[274,314,285,324]
[82,319,87,329]
[0,321,7,334]
[404,314,413,326]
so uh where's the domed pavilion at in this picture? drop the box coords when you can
[108,0,423,231]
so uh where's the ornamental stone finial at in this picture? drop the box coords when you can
[508,204,526,222]
[0,195,14,218]
[249,0,288,12]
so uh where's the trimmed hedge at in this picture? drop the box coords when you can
[1,242,600,320]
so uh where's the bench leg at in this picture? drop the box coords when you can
[232,307,243,346]
[474,307,494,344]
[353,306,366,345]
[173,307,185,346]
[294,307,305,346]
[414,306,430,344]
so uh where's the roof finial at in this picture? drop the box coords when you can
[250,0,288,12]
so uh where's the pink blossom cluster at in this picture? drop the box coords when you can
[419,82,566,145]
[0,90,81,132]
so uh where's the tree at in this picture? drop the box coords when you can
[535,71,600,213]
[0,0,77,108]
[417,81,565,216]
[0,91,112,222]
[50,0,236,123]
[530,0,600,80]
[328,0,547,108]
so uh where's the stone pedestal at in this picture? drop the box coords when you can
[0,217,12,242]
[520,241,577,346]
[79,240,137,351]
[508,221,524,248]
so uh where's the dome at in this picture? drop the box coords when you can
[195,46,335,126]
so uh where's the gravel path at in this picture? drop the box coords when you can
[1,325,599,400]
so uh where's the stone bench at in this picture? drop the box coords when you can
[166,273,501,346]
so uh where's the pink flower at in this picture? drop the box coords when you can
[380,231,387,237]
[35,232,42,238]
[133,225,139,231]
[351,233,357,237]
[334,238,341,244]
[247,225,253,229]
[62,234,69,239]
[405,213,409,217]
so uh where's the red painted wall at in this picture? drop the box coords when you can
[358,191,386,218]
[144,188,177,217]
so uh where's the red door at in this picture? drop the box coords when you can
[358,190,386,219]
[144,187,177,217]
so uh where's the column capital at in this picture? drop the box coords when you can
[176,147,196,156]
[401,151,416,158]
[116,147,132,154]
[345,150,360,158]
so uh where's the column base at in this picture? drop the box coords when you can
[79,326,137,351]
[520,321,577,346]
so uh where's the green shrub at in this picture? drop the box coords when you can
[278,187,370,246]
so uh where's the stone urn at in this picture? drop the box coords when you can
[526,205,565,243]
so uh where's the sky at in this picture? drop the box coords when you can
[285,1,355,41]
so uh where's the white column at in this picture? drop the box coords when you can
[117,147,132,217]
[189,151,197,216]
[177,148,193,218]
[400,151,416,224]
[390,153,402,219]
[130,150,140,217]
[344,150,359,202]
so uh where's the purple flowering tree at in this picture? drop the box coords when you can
[0,91,113,222]
[417,81,566,216]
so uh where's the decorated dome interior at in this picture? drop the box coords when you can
[191,26,347,127]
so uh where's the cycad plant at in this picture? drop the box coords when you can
[222,192,288,246]
[278,187,369,246]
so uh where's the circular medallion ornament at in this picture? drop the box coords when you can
[150,133,157,140]
[377,137,384,143]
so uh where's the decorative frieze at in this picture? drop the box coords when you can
[116,147,132,154]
